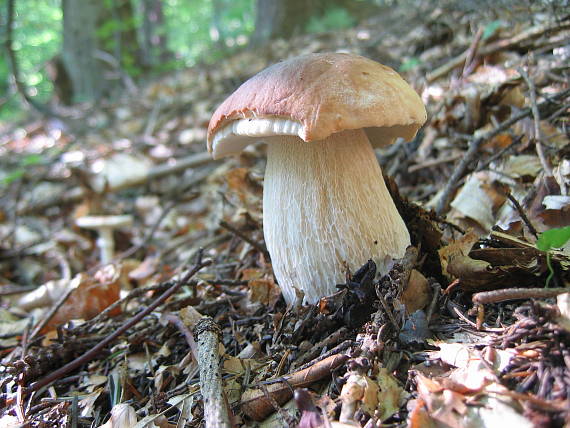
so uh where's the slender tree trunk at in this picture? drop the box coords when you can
[210,0,227,51]
[62,0,104,102]
[251,0,366,46]
[251,0,289,45]
[139,0,170,67]
[251,0,326,45]
[103,0,142,73]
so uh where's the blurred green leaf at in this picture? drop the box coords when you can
[482,20,503,40]
[400,57,421,72]
[21,154,43,166]
[1,170,25,186]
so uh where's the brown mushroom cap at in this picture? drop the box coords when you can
[207,52,426,158]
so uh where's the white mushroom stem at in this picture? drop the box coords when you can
[97,227,115,264]
[263,128,410,304]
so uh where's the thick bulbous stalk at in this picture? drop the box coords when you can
[262,128,410,304]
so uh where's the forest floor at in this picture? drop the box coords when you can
[1,1,570,427]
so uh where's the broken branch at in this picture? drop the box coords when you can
[427,21,570,82]
[194,316,233,428]
[241,353,348,421]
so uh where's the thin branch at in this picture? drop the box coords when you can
[29,284,76,339]
[505,192,539,238]
[17,152,214,215]
[473,287,568,304]
[518,67,553,176]
[194,317,234,428]
[427,21,570,82]
[219,220,269,257]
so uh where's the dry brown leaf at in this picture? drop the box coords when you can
[376,368,405,421]
[44,269,121,333]
[407,398,439,428]
[401,269,431,314]
[248,278,281,306]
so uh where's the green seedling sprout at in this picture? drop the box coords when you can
[536,226,570,287]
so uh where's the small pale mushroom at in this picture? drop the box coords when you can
[207,52,426,304]
[76,215,133,264]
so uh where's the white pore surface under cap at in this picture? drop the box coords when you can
[263,128,410,304]
[211,118,303,159]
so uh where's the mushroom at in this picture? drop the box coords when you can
[76,215,133,264]
[207,53,426,304]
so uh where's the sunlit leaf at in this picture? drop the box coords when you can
[536,226,570,251]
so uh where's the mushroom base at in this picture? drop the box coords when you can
[263,129,410,305]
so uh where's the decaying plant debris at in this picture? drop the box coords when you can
[1,1,569,427]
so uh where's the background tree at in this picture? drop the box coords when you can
[139,0,171,67]
[97,0,143,75]
[61,0,104,102]
[250,0,368,46]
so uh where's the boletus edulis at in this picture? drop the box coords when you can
[207,52,426,304]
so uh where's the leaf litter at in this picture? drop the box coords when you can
[1,1,569,426]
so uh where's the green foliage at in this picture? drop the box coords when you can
[400,57,422,72]
[1,153,44,187]
[482,20,504,40]
[0,0,258,119]
[536,226,570,252]
[160,0,254,68]
[536,226,570,287]
[306,7,356,34]
[0,0,62,121]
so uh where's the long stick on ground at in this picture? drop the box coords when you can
[17,151,215,215]
[194,317,233,428]
[427,21,570,82]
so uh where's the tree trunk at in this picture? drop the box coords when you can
[61,0,104,102]
[211,0,227,51]
[98,0,143,73]
[139,0,170,67]
[251,0,368,46]
[251,0,294,45]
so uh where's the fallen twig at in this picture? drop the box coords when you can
[519,67,553,176]
[194,317,233,428]
[435,87,570,215]
[294,327,350,368]
[25,257,211,394]
[460,27,484,79]
[29,282,76,339]
[161,312,197,356]
[505,192,539,238]
[241,353,348,421]
[472,287,568,304]
[427,21,570,82]
[219,220,269,257]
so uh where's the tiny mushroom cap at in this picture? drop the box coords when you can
[76,215,134,230]
[207,52,426,304]
[76,215,133,264]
